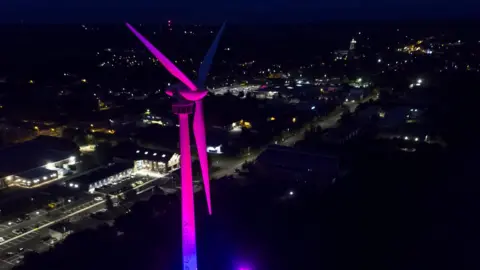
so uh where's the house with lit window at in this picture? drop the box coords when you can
[112,143,180,174]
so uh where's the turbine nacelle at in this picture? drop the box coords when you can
[179,89,208,101]
[166,88,208,101]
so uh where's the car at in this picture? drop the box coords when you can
[12,228,28,235]
[4,252,15,258]
[17,247,24,252]
[15,218,24,224]
[234,168,240,173]
[94,197,103,201]
[0,237,5,242]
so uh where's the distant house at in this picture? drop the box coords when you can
[322,123,363,144]
[377,123,432,143]
[253,145,339,184]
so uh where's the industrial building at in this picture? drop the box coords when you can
[0,136,79,189]
[65,162,133,193]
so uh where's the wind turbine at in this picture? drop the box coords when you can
[126,22,226,270]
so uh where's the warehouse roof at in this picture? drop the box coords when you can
[0,136,78,177]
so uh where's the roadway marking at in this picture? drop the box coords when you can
[0,176,164,247]
[0,259,14,266]
[0,201,105,247]
[0,173,174,248]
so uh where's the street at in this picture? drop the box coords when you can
[212,100,363,178]
[0,97,373,269]
[0,172,170,269]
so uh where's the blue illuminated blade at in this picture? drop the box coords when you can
[197,22,226,88]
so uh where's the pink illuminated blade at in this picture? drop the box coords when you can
[193,100,212,215]
[126,23,198,91]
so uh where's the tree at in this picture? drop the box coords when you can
[94,142,112,165]
[152,185,163,195]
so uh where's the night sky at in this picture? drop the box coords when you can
[0,0,479,23]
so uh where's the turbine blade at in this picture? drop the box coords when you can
[126,23,197,91]
[197,22,226,89]
[193,100,212,215]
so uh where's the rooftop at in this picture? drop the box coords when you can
[113,143,176,163]
[0,136,78,177]
[67,162,132,185]
[50,222,74,233]
[18,167,57,180]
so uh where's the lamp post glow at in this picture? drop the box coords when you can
[126,22,226,270]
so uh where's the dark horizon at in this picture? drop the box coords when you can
[1,4,480,23]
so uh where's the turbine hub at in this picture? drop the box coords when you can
[179,89,208,101]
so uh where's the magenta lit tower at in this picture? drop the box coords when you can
[126,22,226,270]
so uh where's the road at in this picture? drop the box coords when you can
[0,97,374,268]
[212,101,363,178]
[0,173,170,269]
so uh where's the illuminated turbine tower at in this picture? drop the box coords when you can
[126,22,226,270]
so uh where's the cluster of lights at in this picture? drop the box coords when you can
[404,136,420,142]
[69,183,80,188]
[135,150,167,158]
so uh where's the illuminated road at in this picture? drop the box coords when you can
[0,173,171,268]
[212,97,372,179]
[0,96,375,268]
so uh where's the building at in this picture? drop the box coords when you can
[322,123,363,145]
[65,162,133,193]
[0,136,79,189]
[113,143,180,174]
[253,145,339,184]
[49,222,74,241]
[138,113,175,128]
[350,38,357,50]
